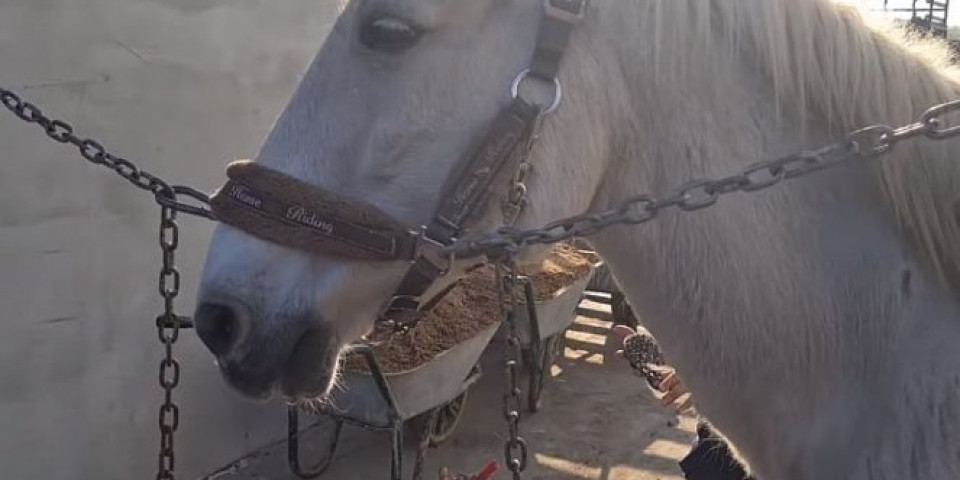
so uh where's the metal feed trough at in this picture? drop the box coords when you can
[285,249,600,478]
[287,321,500,480]
[512,252,601,412]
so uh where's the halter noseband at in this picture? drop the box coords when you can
[209,0,587,331]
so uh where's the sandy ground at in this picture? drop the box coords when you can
[204,294,698,480]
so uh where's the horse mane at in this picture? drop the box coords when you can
[646,0,960,291]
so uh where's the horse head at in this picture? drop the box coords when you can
[193,0,614,400]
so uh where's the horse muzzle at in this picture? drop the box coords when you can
[194,298,341,400]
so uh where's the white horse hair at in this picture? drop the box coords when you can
[196,1,960,479]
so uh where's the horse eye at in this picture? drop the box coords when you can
[360,17,423,54]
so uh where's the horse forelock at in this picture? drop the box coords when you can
[639,0,960,295]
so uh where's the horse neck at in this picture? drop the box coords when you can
[583,5,960,478]
[587,0,960,332]
[610,0,960,292]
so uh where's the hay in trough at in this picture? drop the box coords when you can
[517,244,597,300]
[343,244,597,374]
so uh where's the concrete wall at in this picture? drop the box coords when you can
[0,1,340,478]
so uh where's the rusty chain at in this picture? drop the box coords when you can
[448,100,960,258]
[495,258,528,479]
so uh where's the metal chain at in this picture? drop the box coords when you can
[156,203,183,480]
[495,257,528,480]
[0,87,215,220]
[449,99,960,258]
[5,84,960,480]
[0,87,198,480]
[10,82,960,261]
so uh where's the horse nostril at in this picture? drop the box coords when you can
[195,302,243,357]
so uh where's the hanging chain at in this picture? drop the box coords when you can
[495,257,528,479]
[0,87,215,220]
[451,100,960,258]
[0,87,200,480]
[156,202,184,480]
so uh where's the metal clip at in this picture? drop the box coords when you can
[501,198,527,226]
[413,226,457,276]
[414,225,449,251]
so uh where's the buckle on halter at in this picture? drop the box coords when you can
[546,0,586,23]
[412,226,456,275]
[413,226,449,251]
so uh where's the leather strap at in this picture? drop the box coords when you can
[530,0,586,81]
[379,256,454,329]
[382,99,540,328]
[381,0,587,330]
[210,161,419,261]
[430,99,541,242]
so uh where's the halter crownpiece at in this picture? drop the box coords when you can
[209,0,587,331]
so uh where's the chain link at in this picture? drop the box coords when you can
[495,258,528,479]
[0,87,215,220]
[155,203,183,480]
[449,99,960,258]
[0,86,198,480]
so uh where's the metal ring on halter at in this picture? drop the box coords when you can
[510,69,563,115]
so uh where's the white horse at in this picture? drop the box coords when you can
[195,1,960,478]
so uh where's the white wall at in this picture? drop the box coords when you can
[0,1,340,478]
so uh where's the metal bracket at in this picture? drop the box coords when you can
[156,315,194,329]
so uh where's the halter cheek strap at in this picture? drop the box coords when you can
[380,0,587,330]
[383,99,542,327]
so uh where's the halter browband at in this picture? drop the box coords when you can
[210,0,586,330]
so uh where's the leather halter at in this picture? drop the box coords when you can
[210,0,587,331]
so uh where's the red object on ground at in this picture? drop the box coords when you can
[473,461,499,480]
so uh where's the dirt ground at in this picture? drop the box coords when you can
[203,293,698,480]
